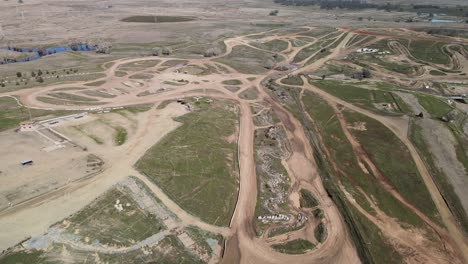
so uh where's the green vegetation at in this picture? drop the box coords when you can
[293,41,325,63]
[114,126,128,146]
[310,80,408,114]
[48,92,99,102]
[299,189,318,208]
[37,96,105,106]
[302,91,427,227]
[280,75,303,86]
[121,16,196,23]
[161,59,188,67]
[415,94,453,118]
[409,41,450,65]
[272,239,315,254]
[314,222,327,243]
[115,71,127,77]
[222,79,242,85]
[64,188,165,247]
[116,104,153,114]
[0,97,73,131]
[295,90,406,263]
[299,27,337,38]
[0,250,47,264]
[215,45,283,74]
[250,39,289,52]
[239,88,258,100]
[347,35,374,47]
[81,90,117,98]
[118,60,160,72]
[185,226,223,256]
[0,235,204,264]
[136,100,239,226]
[129,73,154,79]
[429,70,447,76]
[343,111,441,224]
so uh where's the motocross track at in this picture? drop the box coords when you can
[0,26,467,264]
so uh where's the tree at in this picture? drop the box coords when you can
[36,76,44,83]
[31,71,36,77]
[161,47,172,55]
[204,47,221,57]
[362,68,371,78]
[269,10,279,16]
[37,70,43,76]
[264,59,276,70]
[16,72,22,78]
[152,48,161,56]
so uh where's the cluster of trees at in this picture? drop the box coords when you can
[273,0,395,10]
[204,47,222,57]
[274,0,468,16]
[152,47,172,56]
[350,68,372,80]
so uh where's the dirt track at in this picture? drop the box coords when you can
[0,26,467,264]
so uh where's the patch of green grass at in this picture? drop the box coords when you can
[215,45,283,74]
[118,60,161,72]
[161,60,188,67]
[429,70,447,76]
[239,88,258,100]
[272,239,315,254]
[314,222,327,243]
[81,90,116,99]
[84,80,106,87]
[0,97,75,131]
[129,73,154,80]
[280,75,304,86]
[185,226,223,256]
[409,41,451,65]
[114,104,153,114]
[299,27,337,38]
[310,80,406,114]
[115,71,127,77]
[347,34,370,47]
[291,90,405,263]
[301,91,427,228]
[343,111,441,225]
[37,96,105,106]
[372,58,414,75]
[156,100,172,110]
[250,39,289,52]
[291,39,309,47]
[0,250,48,264]
[114,126,128,146]
[64,188,165,247]
[299,189,318,208]
[222,79,242,86]
[48,92,99,102]
[415,94,453,118]
[293,40,325,63]
[136,101,239,226]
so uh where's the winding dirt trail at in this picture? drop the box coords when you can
[1,26,467,264]
[301,78,468,263]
